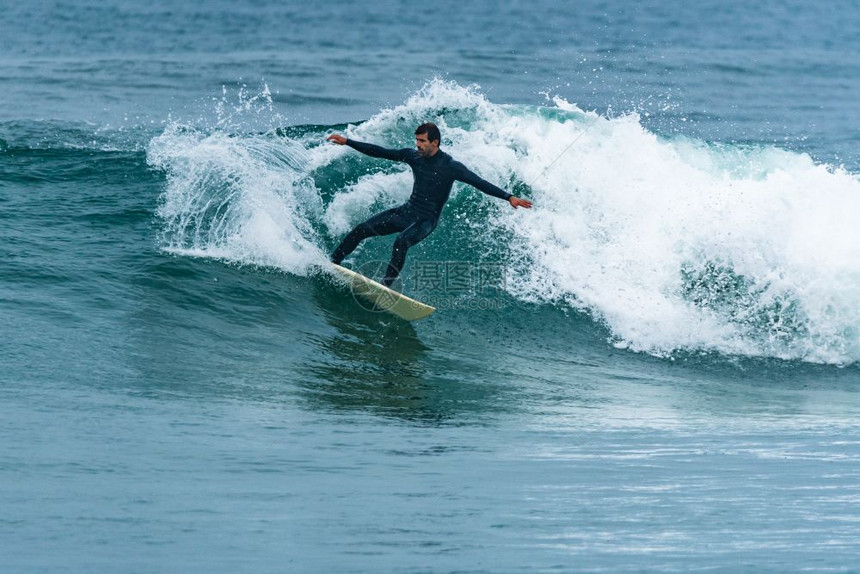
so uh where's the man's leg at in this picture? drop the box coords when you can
[383,218,437,287]
[330,207,407,264]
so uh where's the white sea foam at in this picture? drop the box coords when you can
[150,79,860,363]
[148,124,325,275]
[510,109,860,364]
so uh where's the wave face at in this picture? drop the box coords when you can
[148,79,860,364]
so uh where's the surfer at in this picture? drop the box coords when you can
[327,123,532,287]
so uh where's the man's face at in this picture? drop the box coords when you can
[415,133,439,157]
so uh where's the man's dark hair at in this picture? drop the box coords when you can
[415,123,441,144]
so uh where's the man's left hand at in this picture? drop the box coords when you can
[509,196,533,209]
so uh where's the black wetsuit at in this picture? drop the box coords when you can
[331,139,512,286]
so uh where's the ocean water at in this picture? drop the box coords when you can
[3,0,860,571]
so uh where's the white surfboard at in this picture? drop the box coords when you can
[331,263,436,321]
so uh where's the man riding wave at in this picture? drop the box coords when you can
[327,123,532,287]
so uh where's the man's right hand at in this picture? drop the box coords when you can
[509,196,533,209]
[327,134,347,145]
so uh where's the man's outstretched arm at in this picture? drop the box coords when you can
[454,163,534,210]
[326,134,408,162]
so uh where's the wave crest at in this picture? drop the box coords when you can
[147,79,860,364]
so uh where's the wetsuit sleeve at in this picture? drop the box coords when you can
[345,139,410,162]
[452,162,512,201]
